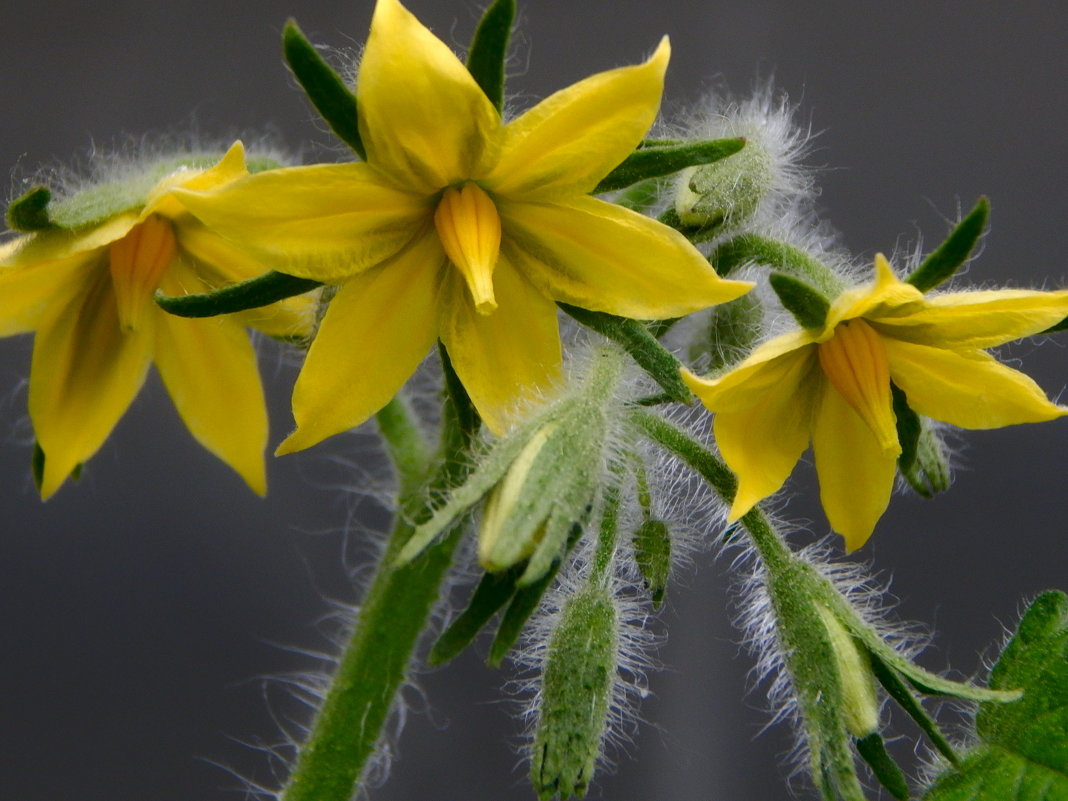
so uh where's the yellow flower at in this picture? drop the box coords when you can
[0,142,313,498]
[683,254,1068,551]
[174,0,751,451]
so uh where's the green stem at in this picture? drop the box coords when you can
[281,350,480,801]
[375,394,431,496]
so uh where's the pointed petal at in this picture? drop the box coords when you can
[29,268,153,498]
[276,232,445,454]
[487,38,670,199]
[825,253,925,334]
[145,141,250,218]
[0,214,139,268]
[872,288,1068,349]
[703,352,817,521]
[883,338,1066,429]
[171,222,317,339]
[154,309,268,494]
[439,256,562,435]
[682,333,816,411]
[0,250,96,336]
[173,163,428,283]
[358,0,501,192]
[811,383,899,551]
[501,195,751,318]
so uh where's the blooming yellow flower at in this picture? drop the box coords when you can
[0,143,313,498]
[683,254,1068,551]
[174,0,751,451]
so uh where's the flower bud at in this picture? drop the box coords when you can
[816,603,879,739]
[531,586,618,800]
[673,138,773,235]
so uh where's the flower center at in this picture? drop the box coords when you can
[108,214,177,331]
[434,183,502,315]
[817,318,899,454]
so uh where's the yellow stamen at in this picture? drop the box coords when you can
[818,319,899,454]
[434,183,502,315]
[109,214,177,331]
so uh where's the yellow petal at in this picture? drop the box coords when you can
[817,319,898,454]
[0,250,96,337]
[681,332,816,411]
[811,382,899,552]
[825,253,925,334]
[872,288,1068,349]
[487,38,670,200]
[358,0,501,192]
[170,222,316,340]
[439,255,562,435]
[501,195,752,318]
[0,213,140,268]
[173,163,428,283]
[883,338,1066,429]
[154,309,268,494]
[276,232,445,454]
[702,351,818,521]
[29,267,154,498]
[434,183,502,313]
[108,214,177,331]
[144,141,250,218]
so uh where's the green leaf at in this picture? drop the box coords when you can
[430,565,524,665]
[464,0,514,112]
[7,186,54,232]
[558,303,692,404]
[768,272,830,330]
[906,197,989,293]
[155,270,322,318]
[593,137,746,194]
[283,19,365,159]
[923,591,1068,801]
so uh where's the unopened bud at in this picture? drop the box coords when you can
[816,604,879,738]
[632,519,671,608]
[531,586,618,800]
[674,139,772,235]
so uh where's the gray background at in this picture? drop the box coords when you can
[1,2,1066,800]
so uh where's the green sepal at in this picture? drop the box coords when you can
[488,524,582,668]
[464,0,514,112]
[891,383,921,472]
[558,303,692,404]
[657,206,723,246]
[854,733,910,801]
[633,519,671,608]
[593,137,746,194]
[708,234,846,294]
[900,420,951,499]
[283,19,365,159]
[906,197,989,293]
[768,272,831,330]
[155,270,322,318]
[923,592,1068,801]
[869,650,960,767]
[429,564,524,665]
[7,186,54,232]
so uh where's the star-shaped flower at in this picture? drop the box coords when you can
[0,143,313,498]
[683,254,1068,550]
[175,0,751,451]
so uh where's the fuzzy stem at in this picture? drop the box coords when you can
[376,393,432,496]
[281,353,479,801]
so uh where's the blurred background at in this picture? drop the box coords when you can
[1,2,1066,799]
